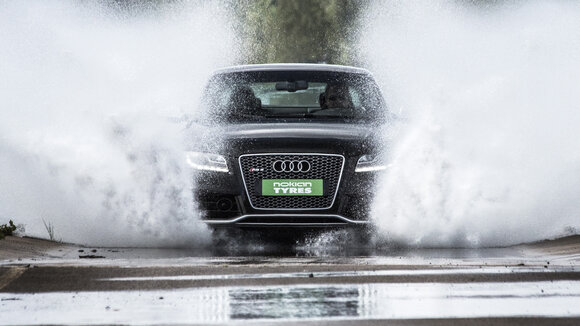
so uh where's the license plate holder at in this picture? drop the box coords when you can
[261,179,324,196]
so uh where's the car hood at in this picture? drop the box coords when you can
[221,122,376,140]
[189,122,382,157]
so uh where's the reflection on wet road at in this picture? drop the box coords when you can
[1,235,580,325]
[2,281,580,324]
[228,282,580,320]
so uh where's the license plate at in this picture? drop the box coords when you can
[262,179,323,196]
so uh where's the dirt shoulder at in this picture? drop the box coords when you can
[0,236,70,261]
[517,235,580,258]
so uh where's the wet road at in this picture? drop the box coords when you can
[1,235,580,325]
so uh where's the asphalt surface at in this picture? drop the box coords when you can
[1,234,580,325]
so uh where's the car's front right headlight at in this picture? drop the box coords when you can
[185,151,229,173]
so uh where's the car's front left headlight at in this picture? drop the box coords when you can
[355,154,388,173]
[185,151,229,173]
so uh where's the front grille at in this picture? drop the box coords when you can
[239,154,344,210]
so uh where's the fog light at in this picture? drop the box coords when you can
[216,198,233,211]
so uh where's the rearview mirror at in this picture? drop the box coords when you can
[275,80,308,92]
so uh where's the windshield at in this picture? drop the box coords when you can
[200,70,387,123]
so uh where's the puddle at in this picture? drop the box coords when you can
[2,281,580,324]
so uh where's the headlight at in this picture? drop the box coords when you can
[185,151,229,173]
[355,154,388,173]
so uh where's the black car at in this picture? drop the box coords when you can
[187,64,389,229]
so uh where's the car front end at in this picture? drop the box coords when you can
[188,64,389,229]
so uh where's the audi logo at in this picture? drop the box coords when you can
[272,160,311,173]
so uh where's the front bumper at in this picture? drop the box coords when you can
[194,153,378,228]
[203,213,370,228]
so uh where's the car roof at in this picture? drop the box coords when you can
[212,63,372,75]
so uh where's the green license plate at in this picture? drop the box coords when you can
[262,179,323,196]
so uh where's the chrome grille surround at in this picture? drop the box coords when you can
[239,153,345,210]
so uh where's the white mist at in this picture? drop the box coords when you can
[0,1,237,246]
[362,1,580,247]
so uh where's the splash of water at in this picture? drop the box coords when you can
[362,1,580,247]
[0,0,237,246]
